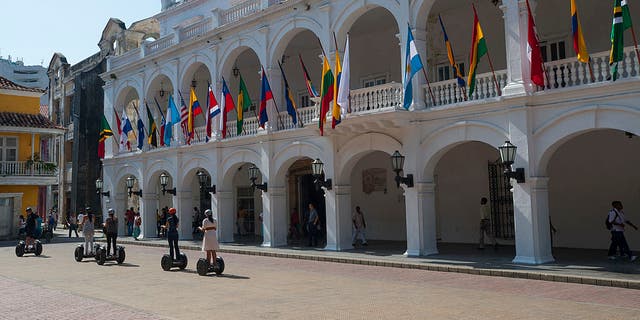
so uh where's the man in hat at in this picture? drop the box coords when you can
[103,208,119,256]
[24,207,37,248]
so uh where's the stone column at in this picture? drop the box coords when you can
[500,0,528,96]
[262,186,287,247]
[512,177,554,264]
[216,191,234,243]
[113,192,127,236]
[325,185,352,251]
[141,192,158,239]
[175,191,192,240]
[405,182,438,256]
[267,66,283,131]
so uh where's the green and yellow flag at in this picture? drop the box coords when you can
[237,75,252,134]
[610,0,633,80]
[98,115,113,159]
[468,6,488,96]
[145,102,157,147]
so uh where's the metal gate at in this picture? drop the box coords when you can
[488,159,515,239]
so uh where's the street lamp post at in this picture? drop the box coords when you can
[248,165,267,192]
[197,170,216,194]
[498,141,525,183]
[311,158,332,190]
[95,178,110,197]
[159,172,176,195]
[126,176,142,198]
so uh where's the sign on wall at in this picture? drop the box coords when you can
[362,168,386,194]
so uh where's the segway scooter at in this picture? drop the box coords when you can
[15,240,42,257]
[161,252,188,271]
[94,244,126,265]
[196,256,225,276]
[74,243,101,262]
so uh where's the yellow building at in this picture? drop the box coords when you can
[0,76,64,239]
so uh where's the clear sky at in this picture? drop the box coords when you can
[0,0,160,66]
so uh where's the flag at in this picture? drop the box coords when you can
[438,15,465,87]
[468,6,488,96]
[165,94,180,146]
[278,61,298,125]
[120,111,134,152]
[571,0,590,63]
[154,97,166,147]
[221,78,235,139]
[403,25,425,110]
[145,102,157,147]
[319,54,334,136]
[299,54,319,98]
[206,83,220,140]
[98,115,113,159]
[332,37,343,129]
[178,92,190,144]
[259,67,273,128]
[189,87,203,141]
[336,34,350,117]
[136,114,145,150]
[610,0,632,81]
[526,0,545,87]
[114,109,126,151]
[237,75,252,135]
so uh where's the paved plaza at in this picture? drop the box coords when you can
[1,240,640,319]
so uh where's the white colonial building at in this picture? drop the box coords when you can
[99,0,640,264]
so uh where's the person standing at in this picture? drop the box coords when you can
[133,211,142,240]
[237,207,247,236]
[67,213,78,237]
[307,203,319,247]
[76,210,84,232]
[607,201,638,261]
[289,208,300,240]
[352,206,368,246]
[199,209,219,267]
[478,197,497,250]
[24,207,37,248]
[165,207,181,260]
[47,209,56,233]
[18,214,26,236]
[103,209,118,256]
[125,207,134,236]
[82,207,95,256]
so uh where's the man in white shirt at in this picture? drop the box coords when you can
[478,197,497,250]
[352,206,367,246]
[607,201,638,261]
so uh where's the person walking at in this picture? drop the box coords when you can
[164,207,181,260]
[67,213,78,237]
[199,209,219,267]
[47,209,56,233]
[103,209,119,257]
[125,207,135,236]
[82,207,95,256]
[478,197,498,250]
[607,201,638,261]
[352,206,368,246]
[133,211,142,240]
[307,203,320,247]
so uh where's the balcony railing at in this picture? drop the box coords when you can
[224,116,260,139]
[179,18,211,42]
[542,47,639,90]
[220,0,261,25]
[144,34,176,56]
[351,82,403,113]
[110,48,141,70]
[0,161,57,176]
[427,70,508,107]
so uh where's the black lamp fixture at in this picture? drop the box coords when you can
[390,150,414,188]
[197,170,216,194]
[248,165,267,192]
[311,158,332,190]
[233,64,240,78]
[191,77,197,89]
[159,172,176,195]
[95,178,110,197]
[159,81,165,97]
[498,141,526,183]
[126,175,142,198]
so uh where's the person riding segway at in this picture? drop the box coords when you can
[161,207,187,271]
[95,208,125,265]
[16,207,43,257]
[74,207,100,262]
[196,209,225,276]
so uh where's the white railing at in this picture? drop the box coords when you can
[0,161,57,176]
[179,18,211,42]
[277,105,316,130]
[350,82,403,113]
[110,48,141,70]
[428,70,508,107]
[191,125,209,144]
[543,47,639,90]
[224,116,261,138]
[145,34,176,55]
[220,0,261,25]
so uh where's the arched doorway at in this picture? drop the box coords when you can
[284,158,326,246]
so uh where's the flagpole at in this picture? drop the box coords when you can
[629,24,640,70]
[420,68,437,106]
[133,102,149,137]
[278,60,303,127]
[484,49,502,96]
[261,66,285,130]
[587,60,596,83]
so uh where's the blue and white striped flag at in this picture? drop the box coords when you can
[403,25,425,110]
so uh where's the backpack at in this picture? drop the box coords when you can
[606,211,619,230]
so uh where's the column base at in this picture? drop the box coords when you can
[512,254,555,265]
[324,243,354,251]
[502,81,527,97]
[404,248,438,257]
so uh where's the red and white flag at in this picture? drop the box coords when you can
[526,0,545,87]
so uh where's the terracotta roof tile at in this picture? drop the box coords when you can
[0,112,63,130]
[0,76,45,93]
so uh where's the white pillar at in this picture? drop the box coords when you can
[176,191,193,240]
[512,177,554,264]
[405,182,438,256]
[216,191,234,242]
[141,192,158,239]
[325,185,352,251]
[501,0,529,96]
[113,192,127,236]
[262,186,287,247]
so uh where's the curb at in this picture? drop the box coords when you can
[98,238,640,290]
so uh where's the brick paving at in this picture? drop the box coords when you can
[1,242,640,319]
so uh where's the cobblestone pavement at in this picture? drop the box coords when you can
[1,242,640,320]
